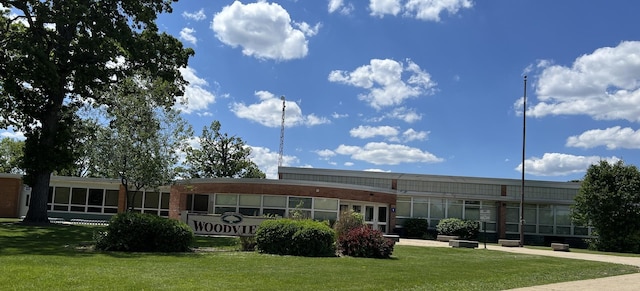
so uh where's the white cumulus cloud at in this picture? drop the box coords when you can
[566,126,640,149]
[516,153,620,176]
[370,0,473,21]
[182,9,206,21]
[335,142,443,165]
[249,145,298,179]
[527,41,640,122]
[328,0,354,15]
[350,125,399,139]
[231,91,330,128]
[329,58,436,109]
[177,67,216,114]
[211,1,319,61]
[179,27,197,45]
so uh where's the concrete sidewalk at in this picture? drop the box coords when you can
[397,239,640,290]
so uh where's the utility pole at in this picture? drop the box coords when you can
[520,76,527,247]
[278,96,285,168]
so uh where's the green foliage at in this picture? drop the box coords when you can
[337,226,395,258]
[436,218,479,240]
[333,210,365,238]
[85,75,193,210]
[573,160,640,253]
[0,137,24,174]
[185,120,265,179]
[255,218,336,257]
[239,236,257,252]
[0,0,193,223]
[403,218,430,239]
[95,212,193,252]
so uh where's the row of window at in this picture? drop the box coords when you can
[395,196,497,231]
[505,203,590,236]
[187,193,340,221]
[46,186,170,216]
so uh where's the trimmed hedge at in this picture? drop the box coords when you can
[403,218,429,238]
[255,218,336,257]
[337,226,395,259]
[95,212,193,252]
[436,218,479,240]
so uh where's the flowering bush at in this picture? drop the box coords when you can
[337,226,395,259]
[334,210,365,238]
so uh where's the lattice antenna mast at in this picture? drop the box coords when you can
[278,96,286,167]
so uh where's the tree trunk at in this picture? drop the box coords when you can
[23,171,51,223]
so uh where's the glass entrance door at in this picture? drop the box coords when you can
[340,202,388,233]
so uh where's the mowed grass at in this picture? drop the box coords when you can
[0,220,638,291]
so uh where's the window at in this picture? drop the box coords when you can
[144,192,160,208]
[314,198,338,210]
[447,200,463,219]
[412,197,428,218]
[396,197,411,217]
[464,200,480,220]
[192,194,209,212]
[289,197,311,209]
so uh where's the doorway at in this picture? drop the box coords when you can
[340,202,388,233]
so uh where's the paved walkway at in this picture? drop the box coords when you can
[397,239,640,290]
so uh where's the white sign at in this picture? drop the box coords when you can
[181,212,269,237]
[479,209,491,222]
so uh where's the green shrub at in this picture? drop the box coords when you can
[403,218,429,239]
[436,218,479,240]
[239,236,257,251]
[95,212,193,252]
[337,226,395,259]
[255,218,336,257]
[334,210,364,238]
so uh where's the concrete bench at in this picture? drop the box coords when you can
[437,235,459,242]
[551,243,570,252]
[383,234,400,242]
[449,239,479,248]
[498,239,521,247]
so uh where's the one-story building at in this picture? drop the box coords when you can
[0,167,586,244]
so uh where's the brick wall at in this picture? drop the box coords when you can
[0,176,22,218]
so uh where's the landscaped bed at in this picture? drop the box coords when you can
[0,219,637,290]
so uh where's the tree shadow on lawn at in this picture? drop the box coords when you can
[0,222,241,257]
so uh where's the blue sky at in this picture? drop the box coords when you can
[3,1,640,181]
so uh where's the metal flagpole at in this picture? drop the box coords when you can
[520,76,527,247]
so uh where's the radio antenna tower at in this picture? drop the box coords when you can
[278,96,286,167]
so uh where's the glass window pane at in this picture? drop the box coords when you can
[71,188,87,205]
[263,195,286,207]
[556,226,571,235]
[105,190,119,206]
[132,191,143,208]
[144,192,160,208]
[215,194,237,205]
[193,194,209,212]
[506,224,518,232]
[88,189,103,206]
[70,206,85,212]
[289,197,312,209]
[263,208,286,217]
[539,205,554,225]
[465,208,479,220]
[239,194,261,207]
[506,207,519,223]
[364,206,374,222]
[314,198,338,210]
[54,187,70,204]
[314,211,337,222]
[378,207,387,223]
[215,206,236,214]
[413,200,428,218]
[396,201,411,217]
[555,205,571,226]
[539,225,553,234]
[523,225,536,233]
[161,192,170,209]
[524,205,537,225]
[430,199,445,218]
[239,207,260,216]
[447,200,463,219]
[574,227,589,236]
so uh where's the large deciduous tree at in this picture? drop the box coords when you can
[0,1,193,223]
[90,74,192,211]
[572,160,640,253]
[186,121,265,179]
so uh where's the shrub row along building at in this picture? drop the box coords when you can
[0,167,586,244]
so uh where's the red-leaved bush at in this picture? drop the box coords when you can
[337,226,395,258]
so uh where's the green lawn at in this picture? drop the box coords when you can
[0,220,637,290]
